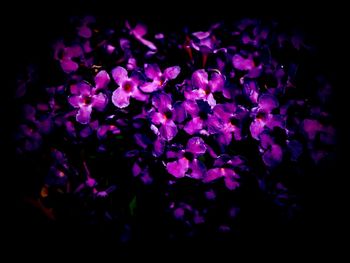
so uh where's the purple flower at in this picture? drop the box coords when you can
[208,103,244,146]
[259,133,283,167]
[204,154,245,190]
[232,54,255,71]
[77,16,95,39]
[80,120,99,138]
[140,64,181,93]
[97,124,121,139]
[68,70,110,124]
[243,79,259,103]
[185,69,225,107]
[166,137,207,179]
[183,100,217,136]
[54,42,83,73]
[250,94,285,140]
[126,22,157,51]
[111,66,148,108]
[302,119,323,140]
[132,158,153,185]
[191,31,216,54]
[205,189,216,200]
[148,93,185,141]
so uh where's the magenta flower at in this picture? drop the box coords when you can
[126,22,157,51]
[111,66,148,108]
[232,54,255,71]
[208,103,244,146]
[250,94,285,140]
[54,42,83,73]
[140,64,181,93]
[185,69,225,107]
[259,133,283,167]
[191,31,216,53]
[68,70,110,124]
[302,119,323,140]
[148,92,185,141]
[183,100,218,136]
[97,124,121,139]
[77,16,95,38]
[15,16,336,241]
[166,137,207,179]
[204,155,244,190]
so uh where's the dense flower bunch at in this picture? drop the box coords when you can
[16,17,335,240]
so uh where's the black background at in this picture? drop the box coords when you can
[2,0,347,259]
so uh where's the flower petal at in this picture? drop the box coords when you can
[192,69,208,90]
[137,37,157,51]
[217,131,233,146]
[132,162,142,177]
[134,133,151,149]
[250,119,265,140]
[174,208,185,219]
[206,93,216,107]
[183,100,199,116]
[92,93,107,111]
[262,144,283,167]
[160,121,178,141]
[68,95,81,108]
[112,87,130,108]
[209,72,224,92]
[76,106,92,124]
[140,81,159,93]
[205,167,238,183]
[153,138,165,157]
[132,87,149,102]
[164,66,181,80]
[78,82,92,96]
[94,70,110,90]
[65,46,83,57]
[260,133,274,149]
[265,114,285,130]
[150,111,166,125]
[144,63,161,79]
[184,117,203,135]
[23,105,36,121]
[60,59,78,73]
[224,176,239,190]
[212,103,234,121]
[78,25,92,38]
[80,126,92,138]
[303,119,322,140]
[232,54,254,71]
[193,31,210,39]
[173,102,186,123]
[111,66,128,86]
[132,24,147,37]
[259,94,279,112]
[152,93,172,113]
[166,157,189,178]
[186,137,206,155]
[188,159,206,179]
[97,125,109,139]
[204,168,223,182]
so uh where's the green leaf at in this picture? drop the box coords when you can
[129,196,137,216]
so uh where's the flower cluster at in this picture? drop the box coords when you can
[16,17,335,241]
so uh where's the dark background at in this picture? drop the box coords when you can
[2,1,347,259]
